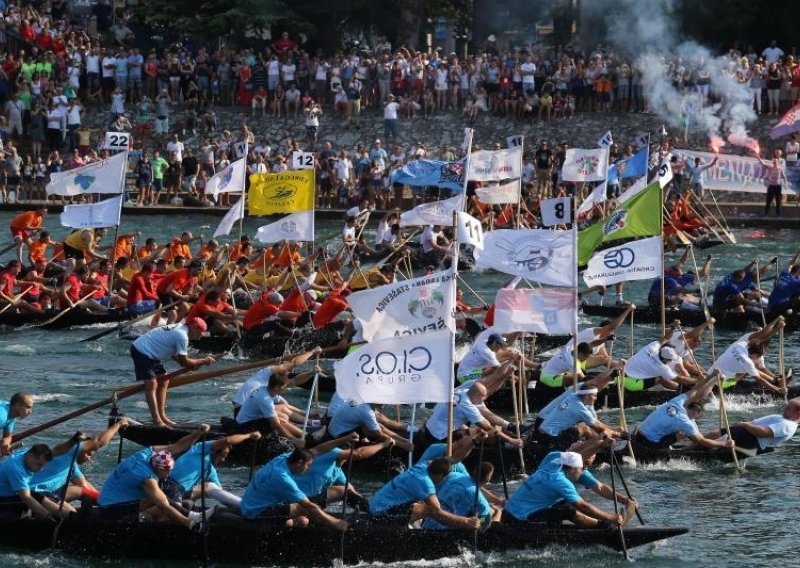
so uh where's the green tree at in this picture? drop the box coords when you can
[139,0,292,38]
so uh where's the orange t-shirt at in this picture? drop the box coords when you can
[113,237,134,260]
[156,268,196,295]
[10,211,43,231]
[312,289,348,328]
[243,293,280,330]
[28,240,49,263]
[276,248,302,268]
[249,248,278,270]
[186,292,230,321]
[166,240,192,262]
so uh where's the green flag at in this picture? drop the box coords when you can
[578,181,662,265]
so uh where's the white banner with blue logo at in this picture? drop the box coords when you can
[582,236,662,287]
[347,266,456,342]
[333,330,453,404]
[474,229,576,287]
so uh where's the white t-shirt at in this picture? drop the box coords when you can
[710,338,759,379]
[375,220,391,245]
[166,141,185,162]
[542,346,575,376]
[520,62,536,85]
[86,54,100,74]
[458,327,500,377]
[333,158,352,180]
[267,59,280,76]
[752,414,798,449]
[762,46,784,64]
[101,56,116,78]
[421,225,442,254]
[384,101,400,120]
[625,341,678,380]
[281,63,296,82]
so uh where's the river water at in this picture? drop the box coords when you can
[0,211,797,567]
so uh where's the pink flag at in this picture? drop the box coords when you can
[492,287,576,334]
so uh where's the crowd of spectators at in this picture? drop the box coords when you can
[0,0,796,209]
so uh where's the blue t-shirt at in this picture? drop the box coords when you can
[369,467,436,517]
[169,442,221,493]
[504,451,597,520]
[233,367,272,407]
[292,448,343,497]
[326,391,348,418]
[426,392,484,440]
[99,448,157,507]
[240,453,307,519]
[328,402,380,437]
[413,444,468,476]
[0,401,16,435]
[0,451,36,497]
[539,391,596,437]
[649,273,695,299]
[769,269,800,308]
[713,271,755,306]
[29,442,84,494]
[638,394,699,443]
[422,472,491,529]
[235,386,277,424]
[132,325,189,360]
[538,382,585,422]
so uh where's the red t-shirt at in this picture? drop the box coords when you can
[156,268,196,296]
[280,288,306,314]
[0,272,15,297]
[243,294,280,330]
[313,290,348,328]
[127,273,158,305]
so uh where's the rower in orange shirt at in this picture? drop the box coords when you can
[275,241,304,268]
[136,238,167,263]
[197,239,222,262]
[155,259,203,323]
[110,232,142,262]
[249,243,281,270]
[27,230,57,266]
[185,290,241,336]
[165,231,202,262]
[9,207,47,265]
[228,235,253,262]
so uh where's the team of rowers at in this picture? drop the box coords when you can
[1,206,799,533]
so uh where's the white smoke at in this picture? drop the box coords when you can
[605,0,757,148]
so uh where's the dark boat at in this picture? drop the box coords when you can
[580,302,755,330]
[0,308,131,330]
[0,513,687,564]
[595,442,757,466]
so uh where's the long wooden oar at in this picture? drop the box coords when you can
[0,286,34,316]
[717,376,742,473]
[12,344,345,442]
[80,300,182,342]
[32,291,97,328]
[0,241,18,258]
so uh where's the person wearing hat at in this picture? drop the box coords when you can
[537,386,624,450]
[130,317,215,426]
[98,424,213,528]
[242,288,303,336]
[633,372,734,451]
[456,329,520,387]
[502,450,631,528]
[623,332,696,393]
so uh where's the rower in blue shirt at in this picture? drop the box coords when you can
[537,387,623,450]
[98,424,212,530]
[323,400,413,452]
[712,258,774,314]
[422,467,494,529]
[234,374,306,447]
[239,448,347,530]
[768,249,800,314]
[0,392,34,455]
[0,443,60,519]
[368,457,479,530]
[29,419,129,510]
[633,372,735,451]
[164,431,262,512]
[502,451,631,528]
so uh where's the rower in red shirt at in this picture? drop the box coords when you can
[21,259,56,310]
[127,262,160,314]
[312,287,352,329]
[86,259,126,309]
[156,259,203,323]
[0,260,45,314]
[243,291,302,336]
[185,290,241,336]
[59,265,107,313]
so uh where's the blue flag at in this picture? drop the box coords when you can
[608,147,647,183]
[390,158,465,192]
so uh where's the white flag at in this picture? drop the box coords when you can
[457,211,484,250]
[506,134,524,149]
[46,152,127,196]
[615,175,648,205]
[657,158,673,189]
[561,148,609,182]
[633,132,649,150]
[475,179,521,204]
[348,267,456,341]
[540,197,572,226]
[333,330,453,404]
[577,182,607,216]
[493,287,576,334]
[400,194,463,227]
[213,196,245,238]
[597,130,614,148]
[207,158,247,200]
[583,236,663,287]
[233,141,249,160]
[461,128,472,151]
[474,229,576,287]
[467,147,523,181]
[256,210,315,243]
[60,195,122,229]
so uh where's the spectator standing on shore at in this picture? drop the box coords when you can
[756,148,789,217]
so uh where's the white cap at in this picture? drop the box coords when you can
[559,451,583,469]
[576,387,598,396]
[659,346,678,361]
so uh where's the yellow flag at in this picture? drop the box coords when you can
[248,171,315,215]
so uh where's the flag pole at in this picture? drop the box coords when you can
[447,128,472,458]
[236,144,249,248]
[516,136,524,227]
[660,186,666,338]
[572,188,579,392]
[105,145,127,298]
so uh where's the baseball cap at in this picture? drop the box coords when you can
[150,450,175,471]
[186,317,208,331]
[559,451,583,469]
[659,346,678,361]
[267,292,284,304]
[487,333,507,347]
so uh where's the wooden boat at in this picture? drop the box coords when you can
[0,308,131,330]
[0,513,688,564]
